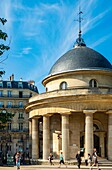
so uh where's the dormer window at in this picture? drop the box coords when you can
[31,84,33,89]
[18,82,23,88]
[34,86,37,91]
[0,81,3,88]
[7,82,11,88]
[89,79,98,88]
[60,81,67,90]
[28,84,30,88]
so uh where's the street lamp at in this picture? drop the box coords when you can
[1,109,7,114]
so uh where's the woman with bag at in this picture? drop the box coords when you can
[15,152,21,170]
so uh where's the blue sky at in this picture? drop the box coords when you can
[0,0,112,93]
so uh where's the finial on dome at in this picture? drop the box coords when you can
[74,6,86,48]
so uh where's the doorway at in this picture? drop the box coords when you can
[94,134,100,156]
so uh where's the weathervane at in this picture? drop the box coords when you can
[75,5,86,47]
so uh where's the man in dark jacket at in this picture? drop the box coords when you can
[76,151,82,169]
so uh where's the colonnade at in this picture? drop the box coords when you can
[30,110,112,161]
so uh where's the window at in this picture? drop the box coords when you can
[18,82,23,88]
[8,123,11,130]
[31,84,33,89]
[0,90,3,97]
[19,91,23,98]
[7,145,11,151]
[19,123,23,131]
[0,81,3,88]
[34,86,37,91]
[7,82,11,88]
[18,112,24,119]
[7,101,12,108]
[30,93,32,97]
[28,84,30,88]
[0,101,4,108]
[93,124,99,131]
[60,82,67,90]
[7,91,12,97]
[18,101,23,108]
[89,79,98,88]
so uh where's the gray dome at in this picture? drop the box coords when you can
[49,46,112,75]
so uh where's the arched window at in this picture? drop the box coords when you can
[93,124,99,131]
[60,82,67,90]
[89,79,98,88]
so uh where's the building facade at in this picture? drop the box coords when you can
[26,37,112,161]
[0,74,38,157]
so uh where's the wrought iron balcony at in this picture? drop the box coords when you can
[11,128,28,132]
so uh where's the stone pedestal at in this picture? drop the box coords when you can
[62,114,69,160]
[32,118,39,159]
[43,116,50,160]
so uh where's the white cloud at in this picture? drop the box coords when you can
[91,33,112,48]
[22,47,32,55]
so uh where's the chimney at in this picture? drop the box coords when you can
[20,77,23,81]
[10,74,14,81]
[28,80,35,85]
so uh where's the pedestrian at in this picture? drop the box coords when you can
[15,152,21,169]
[88,153,92,166]
[58,151,67,168]
[48,153,54,165]
[76,151,81,169]
[92,148,98,166]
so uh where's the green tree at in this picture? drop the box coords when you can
[0,110,14,129]
[0,18,13,129]
[0,18,10,77]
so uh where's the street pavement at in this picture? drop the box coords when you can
[0,165,112,170]
[0,165,91,170]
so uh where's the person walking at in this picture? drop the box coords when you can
[76,151,82,169]
[88,153,92,166]
[15,152,21,169]
[48,153,54,165]
[92,148,98,166]
[58,151,67,168]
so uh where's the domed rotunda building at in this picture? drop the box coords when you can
[26,29,112,161]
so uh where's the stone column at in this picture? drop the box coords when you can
[43,115,50,160]
[83,110,96,159]
[32,118,39,159]
[62,114,69,160]
[107,111,112,160]
[29,120,32,158]
[100,132,105,157]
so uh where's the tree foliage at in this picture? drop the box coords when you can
[0,18,10,77]
[0,18,12,129]
[0,110,15,129]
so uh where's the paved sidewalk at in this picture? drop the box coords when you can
[0,165,112,170]
[0,165,90,170]
[0,165,100,170]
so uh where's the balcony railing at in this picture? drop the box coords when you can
[0,94,32,98]
[18,117,24,119]
[11,128,28,132]
[0,105,24,109]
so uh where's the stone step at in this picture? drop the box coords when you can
[89,167,112,169]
